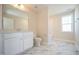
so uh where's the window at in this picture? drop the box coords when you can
[61,13,73,32]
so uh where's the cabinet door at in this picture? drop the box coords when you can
[23,33,33,50]
[4,38,23,55]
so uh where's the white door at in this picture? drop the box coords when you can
[4,38,23,55]
[75,6,79,51]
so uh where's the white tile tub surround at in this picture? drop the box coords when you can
[3,32,33,55]
[24,40,76,55]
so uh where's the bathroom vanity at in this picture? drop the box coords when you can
[3,32,33,55]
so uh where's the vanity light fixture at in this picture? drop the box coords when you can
[11,4,32,12]
[11,4,25,10]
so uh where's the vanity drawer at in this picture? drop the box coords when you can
[4,33,23,39]
[23,33,33,38]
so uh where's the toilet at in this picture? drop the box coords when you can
[34,37,42,47]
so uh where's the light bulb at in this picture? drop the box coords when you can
[20,5,24,9]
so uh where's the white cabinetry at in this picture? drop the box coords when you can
[4,32,33,55]
[23,33,33,50]
[4,37,23,55]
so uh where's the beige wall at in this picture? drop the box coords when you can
[27,6,49,45]
[28,11,37,36]
[36,7,48,45]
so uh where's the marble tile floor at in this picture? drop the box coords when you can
[23,40,78,55]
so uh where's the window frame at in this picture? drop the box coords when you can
[61,12,74,32]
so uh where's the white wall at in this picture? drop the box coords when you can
[75,5,79,51]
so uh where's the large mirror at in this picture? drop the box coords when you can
[3,4,28,32]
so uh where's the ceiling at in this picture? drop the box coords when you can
[23,4,77,15]
[48,4,77,15]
